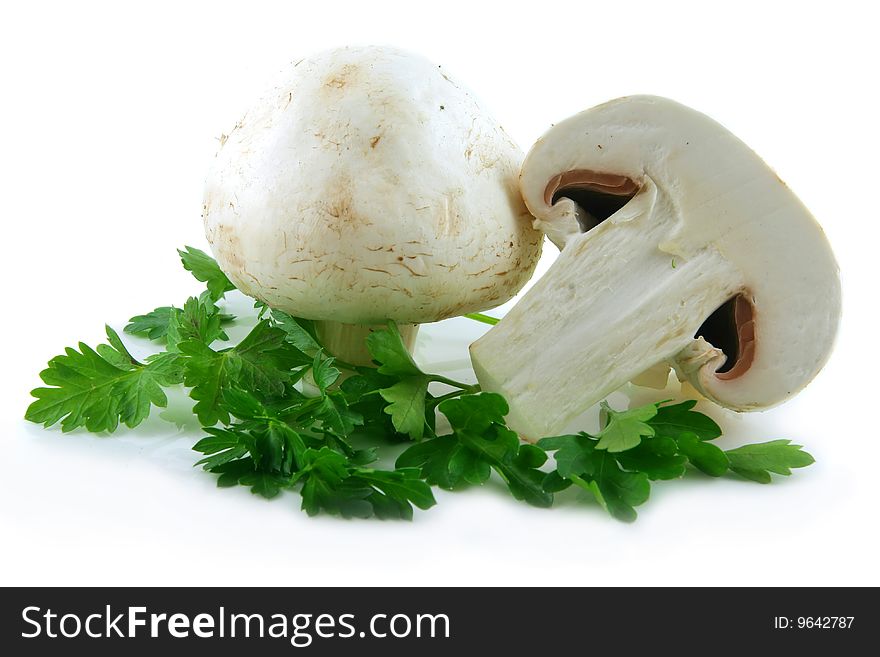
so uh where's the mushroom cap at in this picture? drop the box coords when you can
[204,46,542,324]
[519,95,840,411]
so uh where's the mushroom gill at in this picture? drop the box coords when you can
[696,293,756,380]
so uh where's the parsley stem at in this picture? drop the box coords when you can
[427,389,468,407]
[568,474,593,491]
[280,397,322,423]
[329,358,359,372]
[428,374,479,392]
[462,312,500,326]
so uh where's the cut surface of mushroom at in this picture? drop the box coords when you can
[470,96,841,441]
[203,46,542,365]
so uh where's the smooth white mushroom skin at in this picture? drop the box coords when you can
[203,46,542,365]
[470,96,841,441]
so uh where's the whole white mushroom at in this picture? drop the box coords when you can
[204,46,542,364]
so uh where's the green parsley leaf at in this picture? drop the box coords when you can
[676,432,730,476]
[353,468,436,519]
[398,393,552,507]
[125,306,178,341]
[179,320,307,426]
[297,447,364,516]
[315,393,363,437]
[366,321,423,377]
[311,352,341,391]
[379,378,429,441]
[395,434,462,489]
[212,458,259,488]
[462,431,548,506]
[177,341,235,426]
[240,471,288,499]
[595,401,657,452]
[440,392,507,433]
[219,387,269,422]
[537,434,597,479]
[26,326,181,432]
[195,419,304,497]
[103,325,140,366]
[448,444,492,485]
[125,296,234,345]
[236,319,311,377]
[166,296,229,349]
[541,470,572,493]
[295,447,435,519]
[270,311,322,356]
[338,369,404,442]
[649,400,722,441]
[178,246,236,301]
[539,432,650,521]
[586,451,651,522]
[615,436,688,480]
[725,440,815,483]
[365,322,434,440]
[193,427,251,470]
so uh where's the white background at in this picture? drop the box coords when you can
[1,0,877,586]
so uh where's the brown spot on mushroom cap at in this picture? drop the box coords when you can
[325,63,358,89]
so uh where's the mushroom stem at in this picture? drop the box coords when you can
[314,320,419,367]
[470,180,745,441]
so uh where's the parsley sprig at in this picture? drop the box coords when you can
[25,246,815,522]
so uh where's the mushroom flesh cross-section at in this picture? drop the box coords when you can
[470,96,841,441]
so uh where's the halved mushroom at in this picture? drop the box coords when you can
[204,46,542,365]
[470,96,841,441]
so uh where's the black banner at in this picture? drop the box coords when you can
[0,587,874,655]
